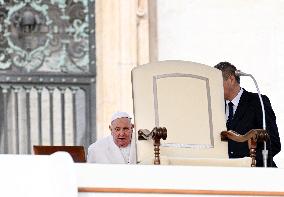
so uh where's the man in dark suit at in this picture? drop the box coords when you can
[215,62,281,167]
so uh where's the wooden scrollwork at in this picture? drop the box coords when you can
[221,129,269,167]
[138,127,167,165]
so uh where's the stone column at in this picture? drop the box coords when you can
[96,0,151,138]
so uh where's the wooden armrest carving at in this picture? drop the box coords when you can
[221,129,268,142]
[220,129,269,167]
[138,127,167,165]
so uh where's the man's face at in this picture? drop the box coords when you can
[110,118,133,148]
[222,74,237,100]
[223,77,231,100]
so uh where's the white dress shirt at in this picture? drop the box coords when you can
[225,88,243,121]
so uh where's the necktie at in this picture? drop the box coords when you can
[226,102,234,130]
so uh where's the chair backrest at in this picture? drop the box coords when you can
[33,145,86,163]
[132,60,234,165]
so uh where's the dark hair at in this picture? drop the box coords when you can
[214,61,240,84]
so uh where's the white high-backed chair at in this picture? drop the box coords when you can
[131,60,252,167]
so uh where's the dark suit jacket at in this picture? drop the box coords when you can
[228,89,281,167]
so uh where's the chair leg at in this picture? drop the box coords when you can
[249,139,257,167]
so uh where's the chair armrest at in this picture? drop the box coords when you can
[138,127,167,165]
[220,129,269,167]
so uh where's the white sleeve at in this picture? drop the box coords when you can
[87,144,97,163]
[87,139,110,163]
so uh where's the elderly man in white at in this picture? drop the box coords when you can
[87,111,136,164]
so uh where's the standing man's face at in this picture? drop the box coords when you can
[223,77,231,100]
[222,74,240,101]
[110,118,133,148]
